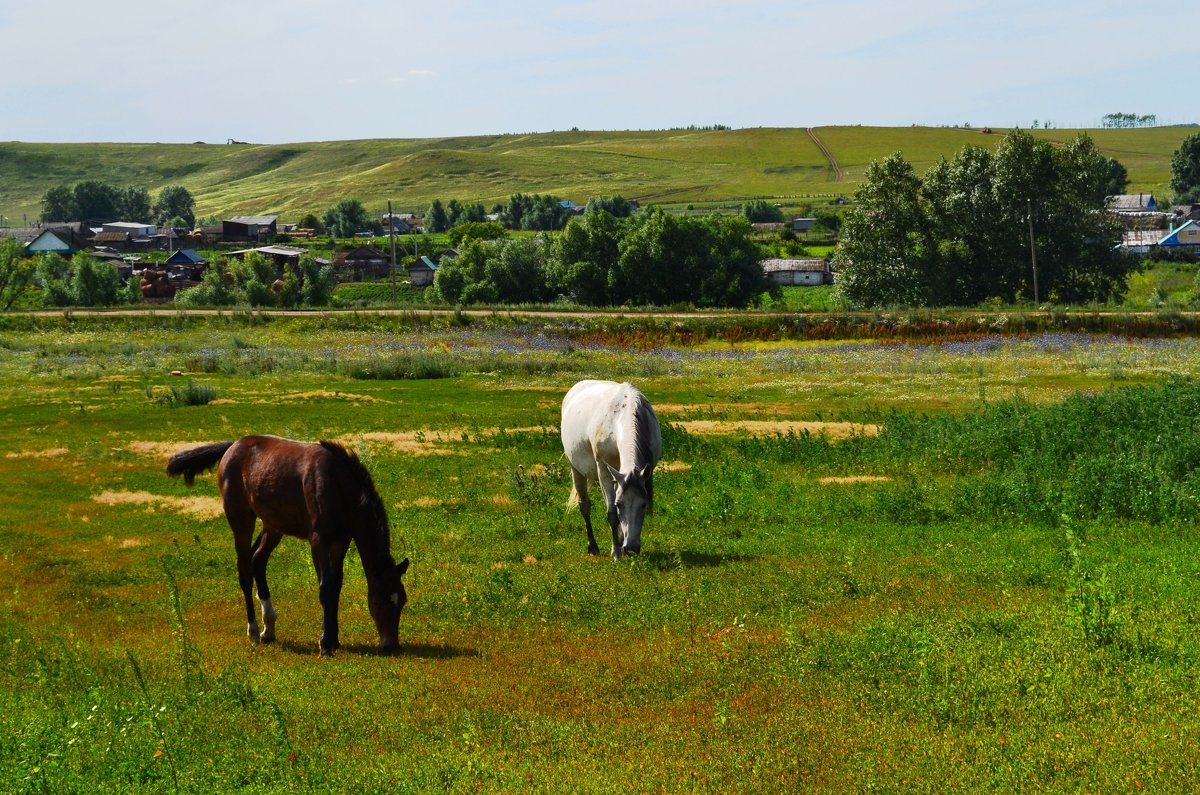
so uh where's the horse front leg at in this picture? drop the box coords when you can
[597,469,623,560]
[571,468,600,555]
[311,536,349,657]
[252,530,283,642]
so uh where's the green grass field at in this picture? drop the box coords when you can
[2,313,1200,791]
[0,126,1192,223]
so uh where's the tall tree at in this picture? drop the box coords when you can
[72,181,123,223]
[322,198,369,239]
[1170,132,1200,204]
[425,199,450,233]
[40,185,77,222]
[0,238,36,309]
[834,153,935,307]
[154,185,196,228]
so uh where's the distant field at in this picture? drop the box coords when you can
[0,126,1192,223]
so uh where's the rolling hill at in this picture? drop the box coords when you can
[0,126,1190,223]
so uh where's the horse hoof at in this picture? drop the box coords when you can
[587,545,600,556]
[260,629,276,643]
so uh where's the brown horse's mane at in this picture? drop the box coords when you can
[319,441,394,565]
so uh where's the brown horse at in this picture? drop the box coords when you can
[167,435,409,656]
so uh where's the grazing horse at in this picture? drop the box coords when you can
[561,380,662,559]
[166,435,409,656]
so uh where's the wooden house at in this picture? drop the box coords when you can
[1106,194,1159,216]
[223,215,278,242]
[409,255,439,287]
[760,258,831,286]
[339,246,391,280]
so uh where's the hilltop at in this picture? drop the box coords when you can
[0,126,1190,222]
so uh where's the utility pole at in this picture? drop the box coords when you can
[1027,199,1039,306]
[388,200,397,306]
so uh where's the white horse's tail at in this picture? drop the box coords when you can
[566,480,580,510]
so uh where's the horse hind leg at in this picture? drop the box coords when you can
[229,512,261,644]
[252,530,283,642]
[570,468,600,555]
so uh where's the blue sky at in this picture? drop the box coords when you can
[0,0,1192,143]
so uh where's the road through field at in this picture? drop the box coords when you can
[807,127,844,182]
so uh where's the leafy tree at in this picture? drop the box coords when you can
[154,186,196,228]
[277,263,301,308]
[0,238,36,309]
[118,187,152,222]
[500,193,571,231]
[546,212,623,304]
[461,203,486,224]
[35,253,73,306]
[447,221,506,246]
[1170,133,1200,204]
[72,181,121,223]
[41,186,77,222]
[298,212,322,232]
[812,209,842,236]
[612,209,770,307]
[446,199,464,227]
[484,238,551,303]
[425,199,450,233]
[1104,157,1129,197]
[322,198,370,239]
[585,195,636,218]
[742,200,784,223]
[228,251,277,306]
[834,153,935,306]
[835,130,1128,308]
[70,254,124,306]
[176,263,236,306]
[299,254,336,306]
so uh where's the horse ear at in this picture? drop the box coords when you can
[398,558,410,576]
[605,462,622,483]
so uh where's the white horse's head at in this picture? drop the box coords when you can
[606,463,653,556]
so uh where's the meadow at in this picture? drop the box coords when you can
[2,312,1200,791]
[0,125,1191,222]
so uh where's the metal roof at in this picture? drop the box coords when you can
[760,258,828,273]
[226,215,278,225]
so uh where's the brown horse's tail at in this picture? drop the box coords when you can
[166,441,235,486]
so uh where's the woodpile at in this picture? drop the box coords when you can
[139,269,176,300]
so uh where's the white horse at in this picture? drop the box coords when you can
[561,380,662,559]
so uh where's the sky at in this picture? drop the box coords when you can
[0,0,1193,143]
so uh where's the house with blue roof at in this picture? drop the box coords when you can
[1158,220,1200,251]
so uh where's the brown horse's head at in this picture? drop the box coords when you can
[368,557,409,651]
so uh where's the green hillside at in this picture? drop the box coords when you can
[0,126,1191,223]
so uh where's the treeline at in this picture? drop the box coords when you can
[1101,112,1157,129]
[41,182,196,228]
[835,130,1133,307]
[432,208,773,308]
[423,194,637,234]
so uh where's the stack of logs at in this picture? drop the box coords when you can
[139,270,176,300]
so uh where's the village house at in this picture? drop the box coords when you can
[760,258,832,286]
[1106,194,1160,217]
[409,255,439,287]
[1158,220,1200,253]
[23,227,91,256]
[223,215,278,242]
[338,246,391,280]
